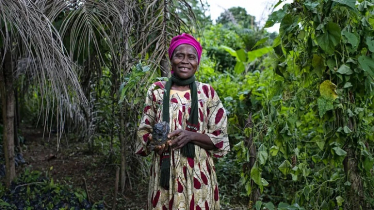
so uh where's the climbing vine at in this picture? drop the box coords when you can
[200,0,374,209]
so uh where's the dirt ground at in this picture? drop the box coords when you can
[19,125,147,209]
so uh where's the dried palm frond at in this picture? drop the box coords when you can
[133,0,196,66]
[0,0,87,150]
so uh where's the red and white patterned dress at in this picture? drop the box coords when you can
[136,81,230,210]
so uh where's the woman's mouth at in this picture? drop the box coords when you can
[178,67,190,71]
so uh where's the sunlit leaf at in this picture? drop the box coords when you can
[278,160,292,175]
[336,196,344,207]
[221,45,237,57]
[250,165,262,186]
[234,62,245,74]
[236,49,247,62]
[247,47,273,62]
[319,80,338,100]
[270,146,279,156]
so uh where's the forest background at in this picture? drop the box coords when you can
[1,0,374,209]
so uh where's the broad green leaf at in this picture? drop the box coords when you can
[250,165,262,186]
[258,144,268,165]
[317,97,334,118]
[278,160,292,175]
[221,45,237,57]
[320,80,338,100]
[236,49,247,62]
[343,82,353,88]
[255,201,262,210]
[359,1,374,11]
[264,202,275,210]
[279,14,299,36]
[247,47,273,62]
[270,146,279,156]
[272,36,281,47]
[344,126,352,133]
[366,36,374,52]
[265,5,288,28]
[278,202,291,209]
[291,173,298,181]
[333,0,356,10]
[342,31,359,48]
[336,196,344,206]
[312,135,325,150]
[337,64,353,75]
[333,147,347,156]
[261,178,269,186]
[316,22,341,54]
[304,2,319,12]
[358,55,374,78]
[0,200,11,207]
[303,185,311,201]
[252,37,269,49]
[234,62,245,74]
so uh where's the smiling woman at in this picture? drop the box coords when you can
[136,33,230,209]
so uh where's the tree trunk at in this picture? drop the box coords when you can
[119,105,126,193]
[0,50,16,187]
[344,147,364,209]
[160,55,169,77]
[245,113,260,208]
[14,88,19,149]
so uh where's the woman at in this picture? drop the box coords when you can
[136,33,229,209]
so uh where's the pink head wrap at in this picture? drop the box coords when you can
[168,33,203,64]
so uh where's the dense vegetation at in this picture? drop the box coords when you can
[1,0,374,209]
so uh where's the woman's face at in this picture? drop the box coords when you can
[171,44,198,79]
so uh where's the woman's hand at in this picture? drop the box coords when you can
[148,134,170,155]
[168,129,195,150]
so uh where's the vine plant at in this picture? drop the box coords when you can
[208,0,374,209]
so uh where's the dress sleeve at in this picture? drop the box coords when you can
[205,86,230,157]
[136,85,156,156]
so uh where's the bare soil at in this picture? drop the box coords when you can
[18,125,147,209]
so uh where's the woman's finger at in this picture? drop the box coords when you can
[158,144,165,155]
[168,129,182,139]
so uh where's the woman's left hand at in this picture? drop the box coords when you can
[168,129,195,150]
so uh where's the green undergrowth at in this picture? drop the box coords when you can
[0,167,104,210]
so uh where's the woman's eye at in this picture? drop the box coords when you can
[189,56,196,60]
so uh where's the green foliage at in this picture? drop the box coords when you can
[201,0,374,208]
[0,168,104,209]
